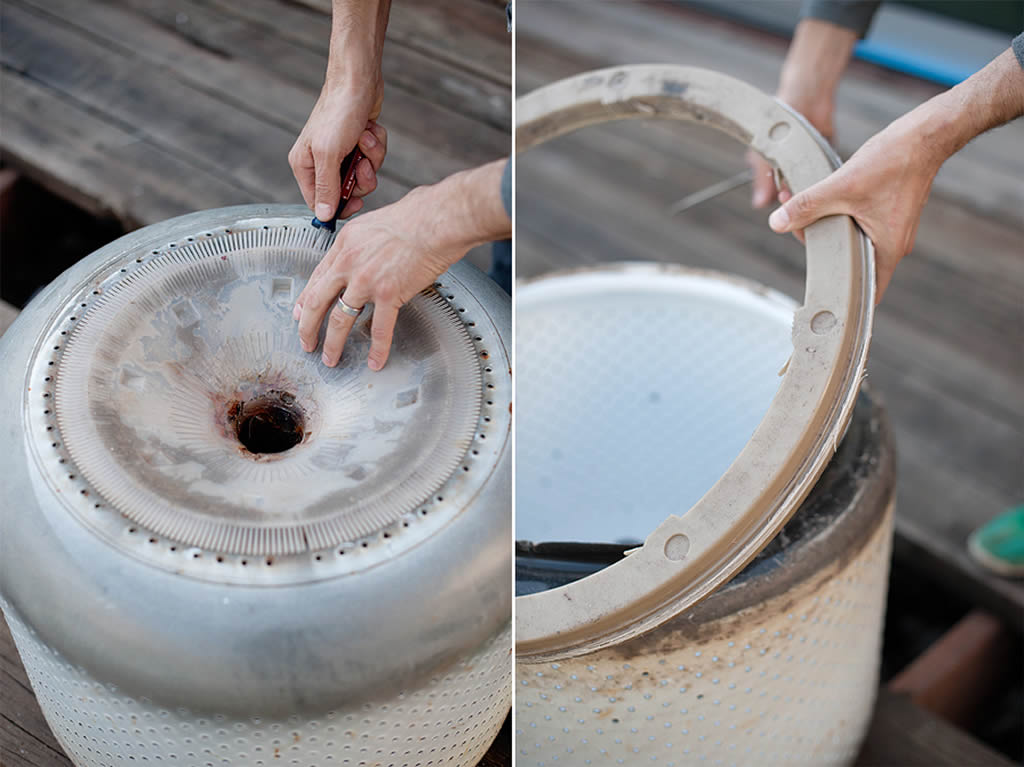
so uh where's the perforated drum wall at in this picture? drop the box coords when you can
[516,509,893,766]
[5,607,510,767]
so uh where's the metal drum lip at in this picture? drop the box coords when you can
[0,205,512,713]
[516,261,800,321]
[514,65,875,661]
[15,205,509,584]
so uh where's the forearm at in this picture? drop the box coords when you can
[917,46,1024,163]
[781,19,858,98]
[771,18,860,139]
[421,160,512,257]
[326,0,391,86]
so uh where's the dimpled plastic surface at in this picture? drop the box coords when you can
[516,270,796,544]
[516,507,893,766]
[3,607,510,767]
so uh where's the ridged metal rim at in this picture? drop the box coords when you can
[20,208,511,585]
[52,225,480,558]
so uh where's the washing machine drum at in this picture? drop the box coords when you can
[0,205,512,766]
[514,65,877,660]
[512,63,884,767]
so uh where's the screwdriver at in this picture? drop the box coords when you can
[668,169,753,215]
[311,147,365,232]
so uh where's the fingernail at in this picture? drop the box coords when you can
[315,202,333,221]
[368,357,382,371]
[292,303,302,322]
[769,207,790,232]
[361,130,377,149]
[322,351,332,367]
[301,340,314,353]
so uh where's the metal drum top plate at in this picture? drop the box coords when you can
[24,212,508,582]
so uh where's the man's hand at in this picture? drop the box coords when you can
[768,46,1024,303]
[289,0,391,221]
[289,94,387,222]
[292,160,511,371]
[748,18,858,208]
[768,116,942,300]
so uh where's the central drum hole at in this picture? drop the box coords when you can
[229,391,305,454]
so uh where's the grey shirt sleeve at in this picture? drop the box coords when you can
[800,0,881,38]
[500,159,511,217]
[1013,31,1024,69]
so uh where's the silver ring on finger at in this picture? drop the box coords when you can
[337,294,363,317]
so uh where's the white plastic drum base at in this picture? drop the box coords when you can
[516,507,893,766]
[4,607,510,767]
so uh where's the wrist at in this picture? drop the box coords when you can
[415,162,511,260]
[927,47,1024,158]
[899,91,969,172]
[324,40,382,90]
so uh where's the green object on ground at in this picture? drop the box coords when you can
[968,505,1024,577]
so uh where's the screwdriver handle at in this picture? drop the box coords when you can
[311,147,365,232]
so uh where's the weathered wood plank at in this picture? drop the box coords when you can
[0,9,403,229]
[0,67,409,231]
[6,0,507,209]
[888,610,1015,727]
[100,0,511,132]
[210,0,511,88]
[20,0,507,140]
[889,464,1024,630]
[0,70,254,227]
[114,0,510,173]
[141,0,512,129]
[854,689,1016,766]
[1,2,297,199]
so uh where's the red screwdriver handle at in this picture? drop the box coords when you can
[311,147,365,232]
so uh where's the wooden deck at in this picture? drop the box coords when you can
[516,1,1024,632]
[0,0,509,764]
[0,0,510,270]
